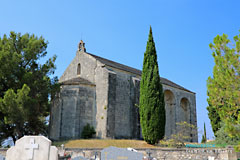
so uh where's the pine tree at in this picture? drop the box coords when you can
[139,27,165,144]
[207,32,240,150]
[0,32,59,143]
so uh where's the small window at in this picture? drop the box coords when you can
[77,63,81,75]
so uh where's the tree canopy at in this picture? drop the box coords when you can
[139,27,165,144]
[207,32,240,149]
[0,32,59,143]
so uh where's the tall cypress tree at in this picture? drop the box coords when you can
[204,123,207,141]
[139,27,165,144]
[201,122,207,143]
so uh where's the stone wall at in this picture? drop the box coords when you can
[0,148,7,156]
[94,61,109,138]
[51,50,109,139]
[0,147,238,160]
[106,66,141,139]
[50,84,96,140]
[63,148,238,160]
[162,85,197,142]
[59,51,97,83]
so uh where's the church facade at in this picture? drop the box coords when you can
[49,40,198,142]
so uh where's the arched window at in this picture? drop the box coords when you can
[180,98,189,111]
[77,63,81,75]
[180,97,190,123]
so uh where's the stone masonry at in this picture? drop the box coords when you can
[49,40,198,142]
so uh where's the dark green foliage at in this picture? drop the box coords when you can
[0,32,59,143]
[207,104,221,136]
[201,123,207,143]
[139,27,165,144]
[81,124,96,139]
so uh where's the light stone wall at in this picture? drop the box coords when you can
[50,84,96,140]
[162,85,197,142]
[64,148,238,160]
[0,148,240,160]
[59,51,97,83]
[0,148,238,160]
[94,61,109,138]
[51,51,110,139]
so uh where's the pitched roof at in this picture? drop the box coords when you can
[61,77,95,86]
[87,52,142,75]
[87,52,195,94]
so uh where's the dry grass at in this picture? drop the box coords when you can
[57,139,158,148]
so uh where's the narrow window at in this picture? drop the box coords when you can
[77,63,81,75]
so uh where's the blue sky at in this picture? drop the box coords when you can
[1,0,240,142]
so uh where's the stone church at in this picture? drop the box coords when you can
[49,40,198,142]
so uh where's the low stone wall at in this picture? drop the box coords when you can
[65,147,238,160]
[0,148,7,156]
[0,147,238,160]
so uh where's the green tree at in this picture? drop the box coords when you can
[201,122,207,143]
[207,104,221,136]
[207,32,240,149]
[0,32,59,143]
[139,27,165,144]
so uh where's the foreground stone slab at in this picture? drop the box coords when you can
[101,146,143,160]
[6,136,58,160]
[72,156,89,160]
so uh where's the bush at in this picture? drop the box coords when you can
[158,138,183,148]
[81,124,96,139]
[170,121,198,146]
[215,123,240,146]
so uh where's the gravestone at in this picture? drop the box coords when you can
[6,136,58,160]
[72,156,89,160]
[0,154,5,160]
[208,156,215,160]
[101,146,143,160]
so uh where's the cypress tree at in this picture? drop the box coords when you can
[201,122,207,143]
[139,27,165,144]
[204,122,207,142]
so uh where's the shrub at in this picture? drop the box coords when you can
[81,124,96,139]
[215,123,240,146]
[173,122,197,144]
